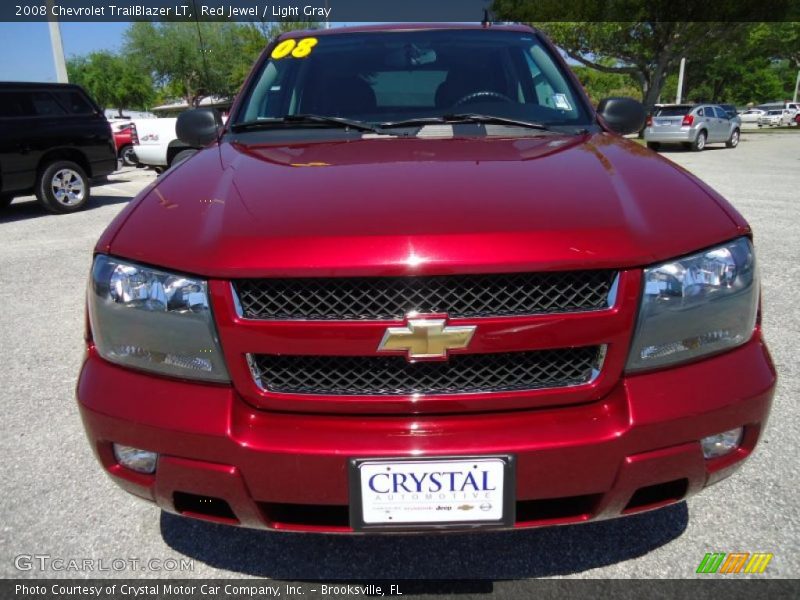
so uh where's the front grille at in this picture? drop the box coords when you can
[234,271,616,321]
[249,347,601,396]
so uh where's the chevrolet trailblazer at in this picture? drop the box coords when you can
[78,24,775,532]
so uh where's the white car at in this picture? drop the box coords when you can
[758,110,791,127]
[739,108,765,124]
[131,117,196,172]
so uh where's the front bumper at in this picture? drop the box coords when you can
[77,336,775,533]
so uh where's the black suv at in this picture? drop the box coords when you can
[0,82,117,214]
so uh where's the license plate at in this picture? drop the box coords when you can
[349,456,514,530]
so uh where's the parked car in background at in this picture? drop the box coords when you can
[644,104,740,151]
[718,104,740,120]
[0,82,116,213]
[758,110,789,127]
[130,117,196,173]
[111,121,137,166]
[784,103,799,125]
[740,108,766,124]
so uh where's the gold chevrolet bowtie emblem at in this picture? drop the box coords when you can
[377,318,476,360]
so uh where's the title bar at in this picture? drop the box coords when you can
[3,0,799,23]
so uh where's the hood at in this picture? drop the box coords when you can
[106,133,745,278]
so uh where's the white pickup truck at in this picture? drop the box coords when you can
[131,117,197,172]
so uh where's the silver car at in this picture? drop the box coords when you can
[644,104,740,151]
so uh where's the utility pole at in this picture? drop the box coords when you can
[47,0,68,83]
[675,57,686,104]
[794,69,800,103]
[48,21,68,82]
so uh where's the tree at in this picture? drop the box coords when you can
[750,22,800,68]
[492,2,748,110]
[124,22,253,106]
[123,21,320,107]
[229,21,321,92]
[67,51,154,116]
[657,23,799,105]
[571,62,641,105]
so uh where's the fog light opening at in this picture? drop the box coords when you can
[701,427,744,460]
[113,444,158,474]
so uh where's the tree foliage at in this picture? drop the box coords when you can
[123,21,319,107]
[228,20,320,92]
[491,2,800,109]
[571,63,641,104]
[655,22,800,105]
[124,22,255,106]
[67,51,154,116]
[504,20,747,110]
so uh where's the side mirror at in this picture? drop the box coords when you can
[597,97,647,135]
[176,108,222,147]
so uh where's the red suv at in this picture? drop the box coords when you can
[78,24,775,533]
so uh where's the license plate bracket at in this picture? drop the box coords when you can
[349,455,515,531]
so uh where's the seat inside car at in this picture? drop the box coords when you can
[302,75,377,117]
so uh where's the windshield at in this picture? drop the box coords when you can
[234,29,591,131]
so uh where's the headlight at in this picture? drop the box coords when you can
[87,255,229,382]
[626,237,758,371]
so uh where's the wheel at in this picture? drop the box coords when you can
[119,145,137,167]
[726,128,740,148]
[691,130,707,152]
[646,142,661,150]
[35,160,90,214]
[169,149,197,168]
[0,195,13,209]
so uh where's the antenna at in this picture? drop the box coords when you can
[192,0,211,107]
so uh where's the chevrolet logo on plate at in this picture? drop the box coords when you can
[377,318,476,360]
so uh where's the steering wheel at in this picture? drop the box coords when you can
[454,90,514,106]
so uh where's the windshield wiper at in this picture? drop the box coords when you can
[379,114,552,131]
[232,114,381,133]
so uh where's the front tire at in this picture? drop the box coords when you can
[646,142,661,150]
[692,130,707,152]
[726,128,740,148]
[35,160,90,214]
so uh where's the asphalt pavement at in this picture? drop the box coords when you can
[1,132,798,588]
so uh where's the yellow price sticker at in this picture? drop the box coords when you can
[270,37,319,60]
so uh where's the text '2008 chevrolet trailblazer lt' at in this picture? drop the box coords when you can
[77,23,775,533]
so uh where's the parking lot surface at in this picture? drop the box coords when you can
[1,132,798,587]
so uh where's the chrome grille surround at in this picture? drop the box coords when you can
[234,271,619,321]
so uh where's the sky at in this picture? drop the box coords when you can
[0,22,132,82]
[0,21,382,82]
[0,20,574,83]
